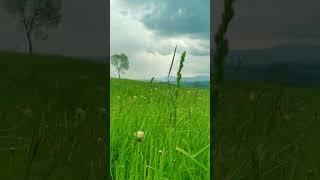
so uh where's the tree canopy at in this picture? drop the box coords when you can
[3,0,62,54]
[111,53,129,79]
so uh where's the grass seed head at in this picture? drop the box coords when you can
[136,130,144,142]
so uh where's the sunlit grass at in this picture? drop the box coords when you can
[110,78,210,179]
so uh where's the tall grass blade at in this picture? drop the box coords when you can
[176,146,209,172]
[193,144,210,158]
[167,45,178,109]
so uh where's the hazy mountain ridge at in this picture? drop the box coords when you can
[159,44,320,87]
[156,75,210,88]
[223,43,320,86]
[224,43,320,65]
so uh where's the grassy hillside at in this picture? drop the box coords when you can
[214,81,320,179]
[110,78,210,179]
[0,52,107,179]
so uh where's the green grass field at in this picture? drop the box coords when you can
[214,81,320,179]
[0,52,107,179]
[2,51,319,179]
[110,78,210,179]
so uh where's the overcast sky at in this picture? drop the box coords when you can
[0,0,108,58]
[213,0,320,49]
[110,0,210,80]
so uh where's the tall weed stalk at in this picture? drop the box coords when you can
[167,48,187,129]
[212,0,236,177]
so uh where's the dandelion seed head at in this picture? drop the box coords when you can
[9,146,16,152]
[283,113,290,121]
[97,137,103,143]
[249,92,256,102]
[21,108,33,118]
[99,107,106,114]
[9,146,16,155]
[136,130,144,142]
[307,169,314,176]
[75,107,85,114]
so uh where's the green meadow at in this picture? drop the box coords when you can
[0,52,107,179]
[214,81,320,179]
[2,51,319,179]
[110,78,210,179]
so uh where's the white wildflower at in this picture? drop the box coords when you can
[135,130,144,142]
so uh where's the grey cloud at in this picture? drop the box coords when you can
[213,0,320,49]
[121,0,210,39]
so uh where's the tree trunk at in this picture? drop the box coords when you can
[22,16,34,54]
[117,69,121,79]
[26,31,33,54]
[28,35,33,54]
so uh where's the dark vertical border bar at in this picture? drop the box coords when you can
[210,0,214,179]
[106,0,110,179]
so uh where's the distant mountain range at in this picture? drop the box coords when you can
[224,43,320,65]
[158,43,320,88]
[160,75,209,82]
[157,75,210,88]
[223,43,320,86]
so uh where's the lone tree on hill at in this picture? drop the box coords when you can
[3,0,62,54]
[111,53,129,79]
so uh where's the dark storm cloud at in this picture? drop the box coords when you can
[122,0,210,39]
[0,0,108,58]
[213,0,320,49]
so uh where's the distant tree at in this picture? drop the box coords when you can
[150,77,155,83]
[111,53,129,79]
[3,0,62,54]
